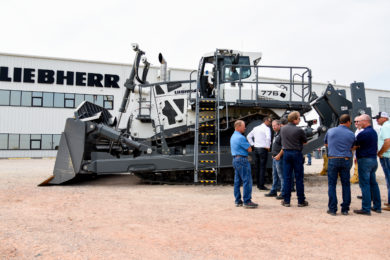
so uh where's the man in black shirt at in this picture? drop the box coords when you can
[280,111,308,207]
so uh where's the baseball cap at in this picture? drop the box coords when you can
[373,111,389,119]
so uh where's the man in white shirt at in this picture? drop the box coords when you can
[351,116,364,184]
[247,116,272,190]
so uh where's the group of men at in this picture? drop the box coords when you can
[230,111,308,208]
[230,110,390,215]
[326,112,390,215]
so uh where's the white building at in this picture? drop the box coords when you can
[1,52,390,158]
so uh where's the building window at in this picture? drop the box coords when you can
[0,134,7,149]
[0,90,10,105]
[41,134,53,149]
[94,95,103,107]
[30,134,41,150]
[32,92,43,107]
[43,92,54,107]
[379,97,390,113]
[54,93,65,108]
[104,95,113,109]
[0,133,62,150]
[8,134,19,150]
[84,94,93,103]
[20,134,30,149]
[10,91,21,106]
[75,94,84,108]
[64,93,75,108]
[21,91,32,106]
[53,135,61,150]
[0,89,113,110]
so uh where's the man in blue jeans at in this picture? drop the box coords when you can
[306,153,312,165]
[230,120,258,208]
[265,119,283,197]
[247,116,272,190]
[280,111,308,207]
[354,114,381,215]
[324,114,355,216]
[375,112,390,211]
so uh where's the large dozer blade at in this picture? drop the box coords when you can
[39,119,86,186]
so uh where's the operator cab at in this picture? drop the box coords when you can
[198,50,262,98]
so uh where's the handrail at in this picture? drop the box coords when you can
[221,64,312,104]
[189,70,198,101]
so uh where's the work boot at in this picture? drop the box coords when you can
[264,192,277,197]
[350,162,359,183]
[319,154,328,176]
[353,209,371,216]
[276,194,284,200]
[244,201,258,208]
[350,173,359,184]
[235,200,243,207]
[298,201,309,207]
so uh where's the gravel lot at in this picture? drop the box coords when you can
[0,158,389,259]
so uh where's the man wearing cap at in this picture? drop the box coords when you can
[324,114,355,216]
[353,114,381,215]
[230,120,258,208]
[375,112,390,211]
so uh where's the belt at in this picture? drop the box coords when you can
[233,155,247,158]
[328,156,350,160]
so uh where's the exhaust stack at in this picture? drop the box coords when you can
[158,53,168,81]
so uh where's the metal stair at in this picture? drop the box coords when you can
[194,98,219,184]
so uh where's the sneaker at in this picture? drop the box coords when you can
[276,194,284,200]
[353,209,371,216]
[244,201,258,208]
[281,201,290,207]
[341,211,349,216]
[235,200,243,207]
[298,201,309,207]
[327,210,336,216]
[264,192,277,197]
[371,207,382,213]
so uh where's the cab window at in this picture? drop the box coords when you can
[221,56,251,82]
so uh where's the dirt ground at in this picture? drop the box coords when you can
[0,158,389,260]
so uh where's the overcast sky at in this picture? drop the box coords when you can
[1,0,389,90]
